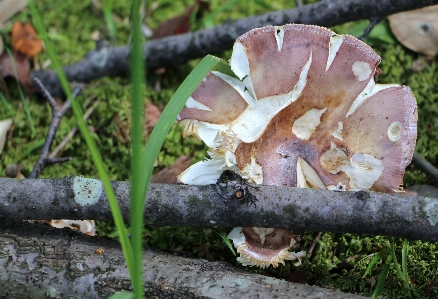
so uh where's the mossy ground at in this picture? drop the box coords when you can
[1,1,437,298]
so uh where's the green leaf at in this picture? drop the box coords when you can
[402,239,409,282]
[372,253,391,298]
[29,0,134,285]
[138,54,220,213]
[362,249,388,279]
[217,232,236,256]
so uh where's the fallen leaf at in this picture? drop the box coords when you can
[153,0,209,39]
[11,21,43,57]
[145,102,161,129]
[0,0,27,27]
[388,5,438,56]
[150,155,193,184]
[0,50,31,89]
[0,118,12,155]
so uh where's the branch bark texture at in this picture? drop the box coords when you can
[32,0,438,98]
[0,220,366,298]
[1,177,437,242]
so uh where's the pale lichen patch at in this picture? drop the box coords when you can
[388,121,402,142]
[292,108,327,140]
[352,61,372,81]
[73,176,102,206]
[425,199,438,226]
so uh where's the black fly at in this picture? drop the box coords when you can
[215,170,259,208]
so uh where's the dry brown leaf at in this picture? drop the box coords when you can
[145,102,161,129]
[0,50,31,89]
[150,155,193,184]
[0,0,27,27]
[11,21,43,57]
[153,0,209,39]
[388,5,438,56]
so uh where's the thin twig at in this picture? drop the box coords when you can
[358,17,382,41]
[307,232,322,258]
[49,100,99,158]
[28,79,81,178]
[412,151,438,184]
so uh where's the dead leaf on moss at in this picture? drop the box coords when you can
[145,102,161,129]
[388,5,438,56]
[0,50,31,89]
[153,0,209,39]
[0,0,27,27]
[11,21,43,57]
[150,155,193,184]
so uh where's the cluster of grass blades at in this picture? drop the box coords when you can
[29,0,219,298]
[362,238,410,297]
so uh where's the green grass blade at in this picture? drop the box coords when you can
[390,238,406,282]
[402,239,409,282]
[138,54,220,208]
[0,93,16,117]
[372,253,391,298]
[5,48,36,136]
[103,1,117,42]
[130,0,145,297]
[216,232,236,256]
[131,54,219,298]
[29,0,134,281]
[362,249,387,279]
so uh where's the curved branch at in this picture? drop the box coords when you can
[32,0,438,98]
[1,177,437,242]
[412,151,438,184]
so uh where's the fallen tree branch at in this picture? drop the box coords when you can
[1,177,437,242]
[0,220,366,298]
[32,0,438,98]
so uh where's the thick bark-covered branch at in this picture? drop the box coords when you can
[32,0,438,98]
[1,177,437,242]
[0,220,366,298]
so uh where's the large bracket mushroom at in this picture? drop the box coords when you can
[177,24,418,268]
